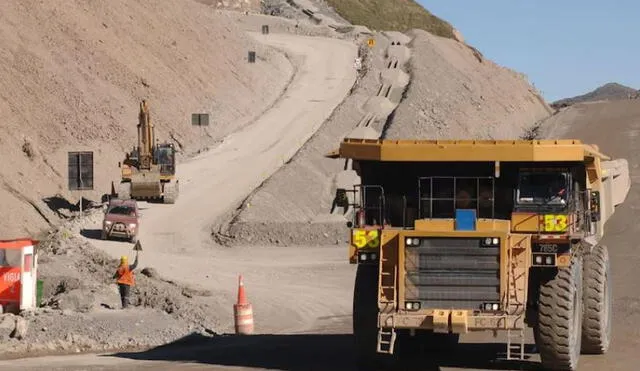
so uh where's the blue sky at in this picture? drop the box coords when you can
[419,0,639,102]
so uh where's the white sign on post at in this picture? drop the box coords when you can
[353,57,362,71]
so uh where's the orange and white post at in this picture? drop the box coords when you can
[233,274,254,335]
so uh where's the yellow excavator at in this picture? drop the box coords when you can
[117,100,179,204]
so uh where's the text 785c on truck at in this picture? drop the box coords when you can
[327,139,630,371]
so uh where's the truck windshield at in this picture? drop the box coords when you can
[108,206,136,216]
[156,147,173,165]
[516,172,567,206]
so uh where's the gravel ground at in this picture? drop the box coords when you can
[0,213,222,359]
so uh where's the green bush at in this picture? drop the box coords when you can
[325,0,456,39]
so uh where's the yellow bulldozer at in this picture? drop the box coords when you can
[327,138,630,370]
[117,100,179,204]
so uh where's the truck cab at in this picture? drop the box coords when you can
[154,142,176,177]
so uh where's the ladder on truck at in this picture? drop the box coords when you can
[376,242,397,354]
[504,237,526,360]
[506,328,525,360]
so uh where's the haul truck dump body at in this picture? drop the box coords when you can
[328,139,630,370]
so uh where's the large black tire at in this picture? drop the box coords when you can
[535,254,583,371]
[581,244,612,354]
[353,264,382,369]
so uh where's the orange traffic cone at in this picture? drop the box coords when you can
[233,275,254,335]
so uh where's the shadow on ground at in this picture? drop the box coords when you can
[80,228,133,244]
[79,229,103,240]
[109,332,542,371]
[43,195,104,218]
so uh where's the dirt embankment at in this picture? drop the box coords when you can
[383,29,552,139]
[0,211,221,358]
[0,0,293,239]
[219,28,553,247]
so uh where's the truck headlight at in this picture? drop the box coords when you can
[483,302,500,311]
[481,237,500,247]
[405,301,420,310]
[358,252,379,262]
[405,237,420,246]
[129,223,137,229]
[533,253,556,266]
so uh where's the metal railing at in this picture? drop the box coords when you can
[359,185,386,226]
[418,176,496,219]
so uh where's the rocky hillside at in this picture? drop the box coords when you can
[220,27,553,247]
[0,0,293,238]
[552,82,639,108]
[382,29,552,140]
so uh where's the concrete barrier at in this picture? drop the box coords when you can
[363,96,397,119]
[345,126,380,139]
[387,45,412,65]
[381,69,410,88]
[382,31,412,45]
[327,31,415,215]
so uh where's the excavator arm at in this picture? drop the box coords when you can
[137,100,155,170]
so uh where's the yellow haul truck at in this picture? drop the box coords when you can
[327,139,630,370]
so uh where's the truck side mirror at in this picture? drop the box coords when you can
[118,162,121,168]
[590,191,601,222]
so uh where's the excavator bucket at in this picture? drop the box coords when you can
[130,171,162,198]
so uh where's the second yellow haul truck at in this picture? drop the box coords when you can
[327,139,629,371]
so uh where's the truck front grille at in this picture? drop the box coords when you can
[405,238,500,310]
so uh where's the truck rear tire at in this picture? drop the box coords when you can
[581,244,612,354]
[353,264,382,369]
[535,254,583,371]
[118,182,131,200]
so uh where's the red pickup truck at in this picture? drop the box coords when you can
[101,198,140,243]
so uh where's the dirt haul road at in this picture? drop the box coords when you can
[81,31,358,333]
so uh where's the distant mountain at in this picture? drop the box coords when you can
[552,82,639,108]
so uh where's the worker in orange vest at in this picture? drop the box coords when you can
[113,251,139,308]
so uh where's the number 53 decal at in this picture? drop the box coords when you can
[352,229,380,248]
[541,214,568,232]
